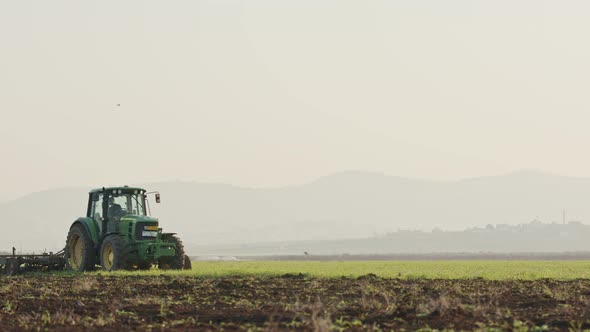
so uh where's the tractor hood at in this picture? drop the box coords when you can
[118,215,161,241]
[120,215,159,223]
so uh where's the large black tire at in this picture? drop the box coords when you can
[100,234,128,271]
[65,224,96,272]
[158,235,186,270]
[184,255,192,270]
[137,261,152,270]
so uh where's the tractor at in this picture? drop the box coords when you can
[64,186,191,271]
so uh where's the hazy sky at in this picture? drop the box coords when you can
[1,1,590,201]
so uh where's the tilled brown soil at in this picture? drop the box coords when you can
[1,274,590,331]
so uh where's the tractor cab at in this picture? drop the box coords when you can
[88,186,158,236]
[89,186,148,220]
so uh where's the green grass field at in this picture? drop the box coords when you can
[109,260,590,279]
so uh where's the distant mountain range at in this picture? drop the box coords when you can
[2,170,590,253]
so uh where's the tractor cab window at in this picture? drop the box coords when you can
[90,193,104,222]
[107,191,147,219]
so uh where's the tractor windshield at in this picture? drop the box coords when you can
[107,191,147,218]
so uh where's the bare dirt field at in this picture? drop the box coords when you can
[2,273,590,331]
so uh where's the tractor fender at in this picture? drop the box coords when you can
[71,218,100,249]
[102,231,122,238]
[161,233,177,242]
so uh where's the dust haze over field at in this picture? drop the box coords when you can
[3,170,590,253]
[3,1,590,255]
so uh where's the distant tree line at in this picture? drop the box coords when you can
[193,221,590,256]
[375,221,590,253]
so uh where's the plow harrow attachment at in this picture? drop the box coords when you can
[0,247,65,275]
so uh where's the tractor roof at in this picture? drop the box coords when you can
[89,186,146,194]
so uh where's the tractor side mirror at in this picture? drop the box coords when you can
[155,193,161,203]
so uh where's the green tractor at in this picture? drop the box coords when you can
[64,186,191,271]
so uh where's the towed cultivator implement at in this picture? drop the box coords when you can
[0,247,65,275]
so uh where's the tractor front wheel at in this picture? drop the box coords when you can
[184,255,192,270]
[100,235,127,271]
[158,235,189,270]
[65,224,96,272]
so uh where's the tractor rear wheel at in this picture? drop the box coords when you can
[65,224,96,272]
[158,235,187,270]
[100,235,127,271]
